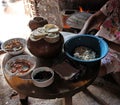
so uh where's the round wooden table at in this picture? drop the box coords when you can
[2,52,100,105]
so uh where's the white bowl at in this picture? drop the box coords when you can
[31,67,54,87]
[5,55,36,77]
[1,38,26,55]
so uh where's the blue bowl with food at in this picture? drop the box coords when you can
[64,34,108,78]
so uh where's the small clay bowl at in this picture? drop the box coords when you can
[31,67,54,87]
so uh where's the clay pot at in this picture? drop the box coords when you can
[27,34,64,58]
[28,17,48,31]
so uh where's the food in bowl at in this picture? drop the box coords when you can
[30,24,60,43]
[73,46,96,61]
[5,55,36,77]
[4,39,23,51]
[44,24,59,33]
[33,71,52,82]
[64,35,108,63]
[64,35,109,78]
[44,33,60,43]
[30,27,47,41]
[9,59,31,74]
[1,38,26,55]
[31,67,54,87]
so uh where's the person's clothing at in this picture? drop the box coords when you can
[96,0,120,73]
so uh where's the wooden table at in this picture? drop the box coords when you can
[2,52,100,105]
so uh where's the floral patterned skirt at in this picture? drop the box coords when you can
[101,48,120,73]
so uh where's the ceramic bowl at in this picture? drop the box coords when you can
[1,38,26,55]
[5,55,36,77]
[31,67,54,87]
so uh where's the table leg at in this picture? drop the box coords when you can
[63,96,72,105]
[19,94,28,105]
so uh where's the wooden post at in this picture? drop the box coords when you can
[63,96,72,105]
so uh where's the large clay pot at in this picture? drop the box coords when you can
[27,34,64,58]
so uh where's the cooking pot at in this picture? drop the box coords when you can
[27,34,64,58]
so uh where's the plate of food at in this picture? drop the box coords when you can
[5,55,36,77]
[1,38,26,55]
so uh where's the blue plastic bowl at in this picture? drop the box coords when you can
[64,34,108,62]
[64,34,109,79]
[64,34,108,72]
